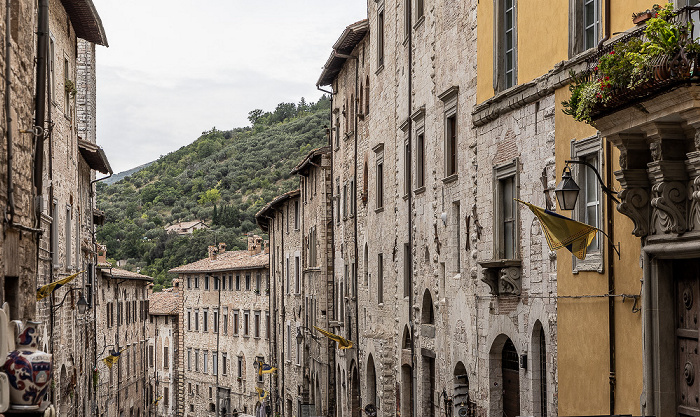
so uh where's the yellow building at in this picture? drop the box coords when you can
[473,0,672,415]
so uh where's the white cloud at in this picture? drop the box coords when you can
[92,0,366,172]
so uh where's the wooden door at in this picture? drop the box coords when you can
[502,338,520,417]
[676,259,700,417]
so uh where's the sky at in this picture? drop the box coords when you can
[91,1,367,174]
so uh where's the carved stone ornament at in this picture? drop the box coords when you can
[498,267,522,295]
[619,149,628,170]
[690,175,700,231]
[695,129,700,152]
[650,141,661,162]
[617,187,650,237]
[481,269,499,296]
[651,181,688,234]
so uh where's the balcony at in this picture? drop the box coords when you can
[564,6,700,123]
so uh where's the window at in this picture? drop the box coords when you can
[229,275,233,290]
[195,309,200,331]
[187,309,192,331]
[213,351,218,376]
[286,324,292,362]
[214,310,219,333]
[195,349,200,372]
[256,273,261,292]
[377,5,385,68]
[223,308,228,335]
[245,274,251,291]
[295,255,301,294]
[65,205,72,268]
[404,0,411,38]
[221,275,226,290]
[416,131,425,189]
[203,309,209,332]
[244,310,250,336]
[309,227,317,267]
[375,145,385,210]
[150,345,155,368]
[63,58,70,118]
[187,348,192,371]
[497,0,517,90]
[494,159,519,259]
[403,244,411,298]
[51,200,59,267]
[286,255,291,294]
[377,253,384,304]
[205,275,210,290]
[404,139,412,195]
[214,275,219,290]
[296,328,302,365]
[416,0,424,20]
[164,387,169,407]
[203,351,209,374]
[49,37,55,99]
[570,0,600,56]
[222,353,227,375]
[454,201,461,273]
[187,276,191,289]
[237,356,243,378]
[294,200,299,230]
[266,313,271,340]
[194,275,199,289]
[571,135,603,272]
[255,311,261,338]
[233,310,239,335]
[343,182,348,218]
[163,346,169,369]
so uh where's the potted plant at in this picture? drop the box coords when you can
[633,4,661,25]
[64,79,77,97]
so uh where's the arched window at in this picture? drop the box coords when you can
[402,325,412,349]
[421,289,434,324]
[453,362,470,416]
[359,83,364,116]
[532,321,548,416]
[367,354,377,406]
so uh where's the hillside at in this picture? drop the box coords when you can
[96,97,330,290]
[103,161,154,185]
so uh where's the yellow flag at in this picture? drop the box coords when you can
[314,326,353,349]
[516,199,599,260]
[153,396,163,406]
[102,346,128,369]
[257,361,277,377]
[255,387,268,400]
[37,271,84,301]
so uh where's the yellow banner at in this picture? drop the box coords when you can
[36,271,84,301]
[314,326,353,349]
[102,346,128,369]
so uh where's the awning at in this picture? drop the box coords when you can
[78,139,112,175]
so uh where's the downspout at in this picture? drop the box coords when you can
[215,275,221,415]
[5,0,14,226]
[597,0,611,50]
[641,240,652,416]
[34,0,48,195]
[280,210,285,417]
[319,83,337,417]
[261,215,276,416]
[407,8,417,417]
[353,53,362,416]
[605,139,616,415]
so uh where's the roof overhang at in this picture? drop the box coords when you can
[78,139,112,175]
[290,146,330,176]
[317,19,369,87]
[255,189,301,231]
[61,0,108,46]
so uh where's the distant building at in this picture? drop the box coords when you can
[165,220,209,235]
[170,236,270,417]
[147,280,183,417]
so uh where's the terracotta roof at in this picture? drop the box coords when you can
[317,19,369,86]
[60,0,108,46]
[290,146,330,175]
[165,220,208,231]
[149,289,180,315]
[255,189,300,231]
[98,266,154,282]
[169,249,268,274]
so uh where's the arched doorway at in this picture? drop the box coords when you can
[367,354,377,408]
[502,338,520,417]
[453,361,471,415]
[531,321,547,416]
[351,366,360,417]
[421,289,434,324]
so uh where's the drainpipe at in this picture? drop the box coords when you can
[597,0,611,51]
[5,0,14,226]
[641,241,652,416]
[34,0,48,194]
[353,53,362,416]
[605,139,616,415]
[407,8,417,417]
[280,211,285,417]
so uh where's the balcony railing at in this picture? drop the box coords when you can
[565,6,700,122]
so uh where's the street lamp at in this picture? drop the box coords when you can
[555,160,620,211]
[52,287,89,315]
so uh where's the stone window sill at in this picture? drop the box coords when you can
[442,173,458,184]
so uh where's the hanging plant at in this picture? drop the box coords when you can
[65,79,77,97]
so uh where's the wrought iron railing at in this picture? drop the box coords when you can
[580,6,700,120]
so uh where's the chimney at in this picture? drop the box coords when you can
[96,244,107,264]
[208,245,218,260]
[218,242,226,253]
[264,240,269,254]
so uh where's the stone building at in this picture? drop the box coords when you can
[170,238,270,417]
[0,0,109,415]
[147,280,183,417]
[94,248,153,417]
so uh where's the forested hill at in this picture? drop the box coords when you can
[96,96,330,290]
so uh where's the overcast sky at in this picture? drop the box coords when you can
[91,1,367,173]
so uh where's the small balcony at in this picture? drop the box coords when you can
[564,6,700,123]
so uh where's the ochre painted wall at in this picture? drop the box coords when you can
[554,86,643,416]
[477,0,661,103]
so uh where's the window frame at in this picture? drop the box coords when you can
[569,0,601,56]
[494,0,518,91]
[570,135,604,273]
[493,159,520,260]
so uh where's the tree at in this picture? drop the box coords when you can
[198,188,221,206]
[248,109,264,126]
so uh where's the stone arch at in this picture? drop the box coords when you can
[351,365,360,417]
[402,325,412,349]
[489,334,520,417]
[531,320,548,416]
[366,354,377,407]
[421,289,434,324]
[453,361,471,414]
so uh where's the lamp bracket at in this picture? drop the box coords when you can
[565,160,620,204]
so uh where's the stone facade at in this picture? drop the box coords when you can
[172,239,270,417]
[94,261,153,417]
[147,280,183,417]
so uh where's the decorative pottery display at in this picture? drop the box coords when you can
[2,320,52,410]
